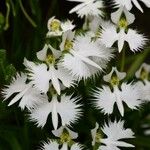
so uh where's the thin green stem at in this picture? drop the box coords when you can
[120,47,126,72]
[93,143,100,150]
[9,0,16,16]
[4,2,10,30]
[18,0,37,28]
[0,61,6,79]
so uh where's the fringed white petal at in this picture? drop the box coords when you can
[57,95,82,126]
[113,0,150,12]
[2,72,43,110]
[18,88,47,110]
[121,83,142,109]
[61,35,113,79]
[27,63,50,93]
[68,0,104,18]
[93,86,116,115]
[40,140,59,150]
[61,20,75,32]
[113,86,124,116]
[71,143,83,150]
[57,66,75,88]
[100,23,118,48]
[29,95,82,128]
[61,53,92,79]
[2,73,28,100]
[29,101,51,128]
[112,0,133,11]
[126,29,147,52]
[100,120,134,149]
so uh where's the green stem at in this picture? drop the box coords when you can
[93,142,100,150]
[18,0,37,28]
[4,2,10,30]
[0,61,6,80]
[120,47,125,72]
[9,0,16,16]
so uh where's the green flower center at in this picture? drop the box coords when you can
[118,19,128,29]
[50,19,61,32]
[60,129,71,143]
[45,54,55,64]
[95,132,102,143]
[140,68,149,80]
[64,40,73,50]
[110,76,120,86]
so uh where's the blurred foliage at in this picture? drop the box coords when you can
[0,0,150,149]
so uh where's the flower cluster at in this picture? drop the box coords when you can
[1,0,150,149]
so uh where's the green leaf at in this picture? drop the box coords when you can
[126,47,150,79]
[0,13,5,31]
[5,64,16,82]
[0,49,6,62]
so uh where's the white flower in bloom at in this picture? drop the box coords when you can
[29,95,82,129]
[60,30,75,51]
[52,126,80,150]
[103,67,126,83]
[61,20,75,32]
[41,140,82,150]
[111,6,135,25]
[98,120,135,150]
[24,59,75,95]
[93,83,141,116]
[52,126,78,139]
[135,63,150,102]
[100,21,147,52]
[37,44,62,61]
[92,67,141,116]
[47,17,75,37]
[113,0,150,13]
[67,0,104,18]
[2,73,45,110]
[135,63,150,83]
[61,34,113,80]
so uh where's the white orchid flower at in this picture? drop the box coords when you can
[67,0,104,18]
[111,6,135,25]
[100,21,147,52]
[29,95,82,130]
[60,34,114,80]
[92,67,141,116]
[2,73,46,110]
[24,58,75,95]
[113,0,150,13]
[98,120,135,150]
[47,17,75,37]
